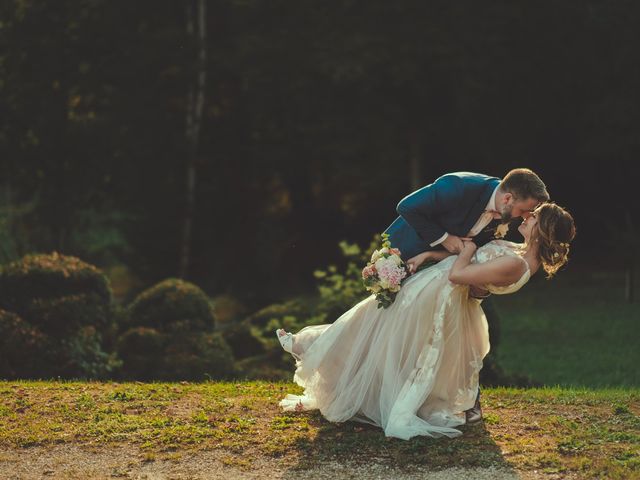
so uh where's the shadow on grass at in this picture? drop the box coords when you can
[280,411,515,475]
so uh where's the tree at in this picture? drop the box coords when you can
[180,0,208,279]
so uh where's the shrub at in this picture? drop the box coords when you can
[0,252,112,333]
[57,326,122,379]
[118,279,235,380]
[0,309,47,379]
[313,240,373,321]
[116,327,166,381]
[127,278,214,333]
[161,332,235,381]
[0,253,116,379]
[211,294,247,325]
[0,252,111,311]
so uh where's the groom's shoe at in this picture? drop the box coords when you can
[465,389,483,425]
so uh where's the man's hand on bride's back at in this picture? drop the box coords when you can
[442,234,472,254]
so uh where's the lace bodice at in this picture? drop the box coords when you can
[472,240,530,295]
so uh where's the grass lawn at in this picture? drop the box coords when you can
[0,381,638,479]
[494,266,640,388]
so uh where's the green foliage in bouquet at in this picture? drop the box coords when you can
[368,287,396,309]
[118,279,236,381]
[361,233,410,309]
[0,253,118,379]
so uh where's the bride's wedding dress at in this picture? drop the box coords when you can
[278,240,530,440]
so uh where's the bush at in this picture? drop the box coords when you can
[211,294,247,325]
[57,326,122,379]
[0,309,47,379]
[118,279,235,380]
[0,253,117,379]
[223,296,330,380]
[0,252,112,333]
[0,252,111,312]
[313,239,374,321]
[162,332,235,381]
[116,327,166,380]
[127,278,215,333]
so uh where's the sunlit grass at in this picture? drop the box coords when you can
[0,380,638,478]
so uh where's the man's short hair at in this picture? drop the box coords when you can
[499,168,550,202]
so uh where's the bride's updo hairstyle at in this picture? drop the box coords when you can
[531,202,576,278]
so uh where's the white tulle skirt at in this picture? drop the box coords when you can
[279,256,490,439]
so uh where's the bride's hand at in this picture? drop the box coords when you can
[461,240,477,255]
[406,251,431,275]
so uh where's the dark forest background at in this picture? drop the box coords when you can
[1,0,638,308]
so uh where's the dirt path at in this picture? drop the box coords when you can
[0,445,577,479]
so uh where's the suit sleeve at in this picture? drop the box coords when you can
[396,175,466,246]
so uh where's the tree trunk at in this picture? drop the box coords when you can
[179,0,207,279]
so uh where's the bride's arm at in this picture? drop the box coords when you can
[449,241,526,287]
[406,250,453,274]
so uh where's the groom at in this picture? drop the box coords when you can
[384,168,549,424]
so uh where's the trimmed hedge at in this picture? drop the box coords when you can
[118,279,235,380]
[127,278,214,333]
[0,252,111,309]
[0,252,112,334]
[0,253,117,379]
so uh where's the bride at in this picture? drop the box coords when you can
[275,202,575,439]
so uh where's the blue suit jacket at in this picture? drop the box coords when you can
[384,172,501,261]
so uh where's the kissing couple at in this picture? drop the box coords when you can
[276,168,575,439]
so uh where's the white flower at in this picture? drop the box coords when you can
[494,223,510,239]
[374,256,396,272]
[391,253,402,266]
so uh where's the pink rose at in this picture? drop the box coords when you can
[362,264,377,279]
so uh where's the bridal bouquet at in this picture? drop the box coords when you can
[362,234,409,309]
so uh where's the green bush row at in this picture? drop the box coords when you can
[0,239,520,386]
[0,253,234,381]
